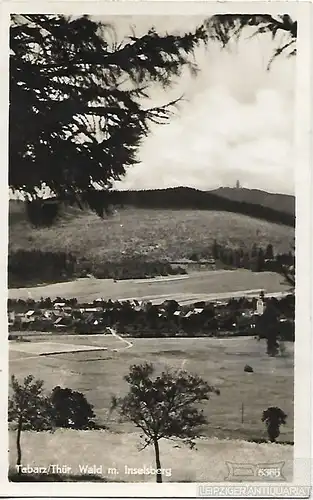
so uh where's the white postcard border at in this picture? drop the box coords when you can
[0,0,311,497]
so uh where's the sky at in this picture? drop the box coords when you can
[101,16,296,195]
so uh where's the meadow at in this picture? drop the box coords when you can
[9,335,294,442]
[9,430,293,482]
[9,207,294,262]
[8,269,289,303]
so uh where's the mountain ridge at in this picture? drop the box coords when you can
[9,186,295,228]
[210,187,294,215]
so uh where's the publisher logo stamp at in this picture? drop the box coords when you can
[225,461,286,481]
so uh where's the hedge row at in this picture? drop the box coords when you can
[8,250,187,287]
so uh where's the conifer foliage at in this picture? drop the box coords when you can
[206,14,296,68]
[10,14,208,217]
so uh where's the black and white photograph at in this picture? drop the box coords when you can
[3,2,312,497]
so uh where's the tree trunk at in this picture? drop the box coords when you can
[16,416,23,474]
[153,438,162,483]
[268,424,278,443]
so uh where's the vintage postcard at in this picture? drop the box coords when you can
[0,0,312,497]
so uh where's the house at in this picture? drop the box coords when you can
[42,310,59,321]
[82,307,103,313]
[184,311,194,319]
[8,311,15,326]
[53,302,66,310]
[194,301,206,309]
[25,310,36,318]
[84,312,103,325]
[22,310,43,323]
[54,316,73,328]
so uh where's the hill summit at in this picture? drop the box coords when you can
[9,186,295,228]
[210,187,294,216]
[105,186,294,227]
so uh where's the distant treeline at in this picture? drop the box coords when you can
[8,250,186,288]
[102,188,295,227]
[8,239,294,288]
[8,250,76,287]
[208,241,294,273]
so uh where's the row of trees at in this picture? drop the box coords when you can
[9,366,288,483]
[8,249,187,287]
[8,250,77,287]
[209,241,294,273]
[8,242,294,287]
[81,258,186,280]
[8,296,79,311]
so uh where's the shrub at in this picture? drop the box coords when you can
[50,386,96,429]
[262,407,287,442]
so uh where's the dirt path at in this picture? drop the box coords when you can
[106,327,133,352]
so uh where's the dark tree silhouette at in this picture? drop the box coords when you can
[262,406,287,442]
[111,363,220,483]
[257,247,265,272]
[206,14,296,68]
[265,300,280,356]
[280,264,295,288]
[10,14,209,221]
[278,240,295,289]
[265,243,275,260]
[212,239,220,260]
[50,386,96,429]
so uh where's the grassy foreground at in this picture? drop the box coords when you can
[8,429,293,482]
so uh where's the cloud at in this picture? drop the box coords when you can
[112,21,295,195]
[115,84,294,194]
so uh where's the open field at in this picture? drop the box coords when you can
[8,269,289,303]
[9,207,294,261]
[9,336,294,443]
[9,429,293,482]
[9,340,108,356]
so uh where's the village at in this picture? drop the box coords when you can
[8,290,295,340]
